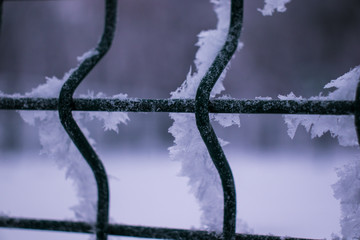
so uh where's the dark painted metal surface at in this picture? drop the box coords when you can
[0,97,355,115]
[194,1,243,239]
[57,0,116,239]
[355,77,360,145]
[0,216,318,240]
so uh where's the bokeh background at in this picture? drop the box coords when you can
[0,0,359,153]
[0,1,360,239]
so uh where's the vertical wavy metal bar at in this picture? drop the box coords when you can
[194,1,243,240]
[354,78,360,145]
[58,1,117,240]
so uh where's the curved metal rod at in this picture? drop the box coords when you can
[354,78,360,145]
[194,1,243,240]
[58,1,117,240]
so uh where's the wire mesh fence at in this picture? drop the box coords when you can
[0,0,358,240]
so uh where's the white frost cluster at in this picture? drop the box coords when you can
[279,66,360,147]
[333,158,360,240]
[77,48,99,63]
[79,91,129,133]
[11,51,129,222]
[258,0,292,16]
[212,95,241,128]
[169,0,247,233]
[280,66,360,239]
[255,96,273,100]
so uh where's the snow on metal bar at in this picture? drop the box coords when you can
[194,0,243,239]
[0,97,354,115]
[0,216,317,240]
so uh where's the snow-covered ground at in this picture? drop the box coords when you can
[0,148,351,240]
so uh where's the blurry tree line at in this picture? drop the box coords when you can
[0,0,359,154]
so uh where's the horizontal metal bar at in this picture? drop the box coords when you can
[0,97,354,115]
[0,216,316,240]
[0,216,93,233]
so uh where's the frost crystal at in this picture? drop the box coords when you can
[77,49,99,63]
[212,96,241,128]
[169,0,247,233]
[13,51,129,223]
[280,66,360,239]
[258,0,292,16]
[333,157,360,240]
[255,96,273,100]
[280,66,360,147]
[80,91,129,133]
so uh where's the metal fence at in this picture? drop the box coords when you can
[0,0,358,240]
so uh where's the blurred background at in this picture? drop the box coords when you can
[0,1,360,239]
[0,0,359,153]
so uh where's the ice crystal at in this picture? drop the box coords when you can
[333,157,360,239]
[280,66,360,147]
[258,0,292,16]
[14,51,129,223]
[169,0,247,233]
[281,66,360,239]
